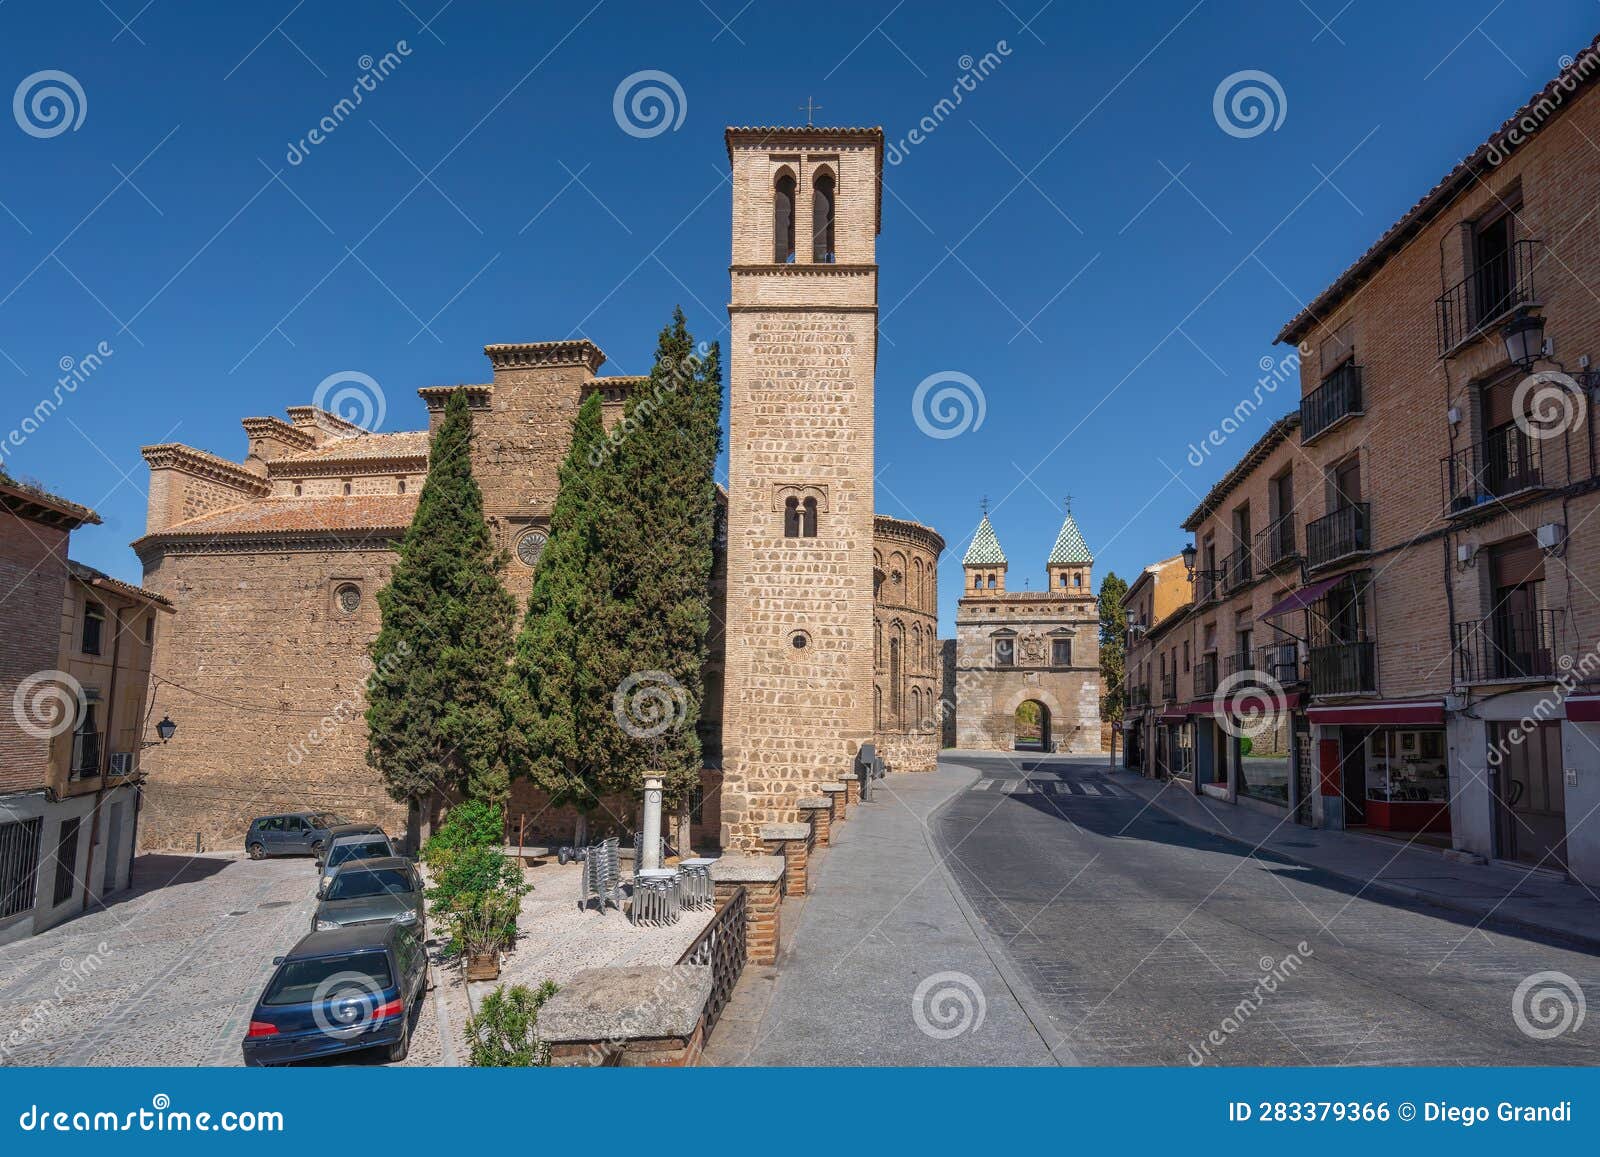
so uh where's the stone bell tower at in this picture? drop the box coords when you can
[719,124,883,852]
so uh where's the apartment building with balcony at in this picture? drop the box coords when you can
[1120,553,1192,779]
[1,475,171,945]
[1173,414,1319,820]
[1266,41,1600,884]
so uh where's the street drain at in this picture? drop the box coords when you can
[258,901,292,909]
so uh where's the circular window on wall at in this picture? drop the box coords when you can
[335,583,361,614]
[790,630,811,651]
[515,529,549,569]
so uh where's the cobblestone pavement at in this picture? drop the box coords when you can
[936,754,1600,1066]
[0,853,461,1067]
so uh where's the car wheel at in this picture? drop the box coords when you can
[310,840,324,858]
[422,964,434,993]
[386,1022,410,1063]
[247,842,265,860]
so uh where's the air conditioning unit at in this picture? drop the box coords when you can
[109,752,135,776]
[1536,522,1566,550]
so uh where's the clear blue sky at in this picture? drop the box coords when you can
[2,1,1594,633]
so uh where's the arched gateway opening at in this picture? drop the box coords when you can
[1014,700,1052,752]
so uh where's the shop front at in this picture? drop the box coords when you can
[1308,701,1449,835]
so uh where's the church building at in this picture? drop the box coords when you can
[132,124,944,854]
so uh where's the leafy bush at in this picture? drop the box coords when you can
[423,800,529,954]
[466,981,559,1067]
[453,889,522,958]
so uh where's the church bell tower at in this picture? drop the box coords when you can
[719,124,883,852]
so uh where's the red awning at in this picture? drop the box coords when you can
[1262,575,1345,619]
[1566,694,1600,723]
[1190,691,1303,717]
[1307,700,1445,726]
[1157,710,1189,722]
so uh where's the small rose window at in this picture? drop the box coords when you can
[335,584,361,614]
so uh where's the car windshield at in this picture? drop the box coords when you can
[329,840,389,867]
[325,868,414,901]
[262,951,393,1006]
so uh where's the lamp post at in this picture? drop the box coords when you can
[1181,543,1197,580]
[142,715,176,748]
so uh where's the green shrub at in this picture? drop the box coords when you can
[423,800,529,942]
[466,981,559,1067]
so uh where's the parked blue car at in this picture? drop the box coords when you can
[242,922,429,1066]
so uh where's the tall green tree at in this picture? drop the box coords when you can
[366,389,518,837]
[1098,571,1129,725]
[502,392,609,842]
[585,309,722,809]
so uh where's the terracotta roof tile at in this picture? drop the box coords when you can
[152,494,419,538]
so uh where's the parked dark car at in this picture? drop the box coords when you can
[320,833,397,892]
[244,811,349,860]
[313,822,387,866]
[242,922,429,1066]
[314,857,424,932]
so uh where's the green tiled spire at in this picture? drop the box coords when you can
[963,514,1007,566]
[1048,511,1093,565]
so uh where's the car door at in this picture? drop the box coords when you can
[257,817,285,855]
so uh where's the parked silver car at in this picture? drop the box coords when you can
[313,857,424,931]
[319,833,396,893]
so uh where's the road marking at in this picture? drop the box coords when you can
[974,778,998,791]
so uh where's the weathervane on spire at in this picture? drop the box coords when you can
[798,96,823,126]
[980,495,990,516]
[1064,494,1073,515]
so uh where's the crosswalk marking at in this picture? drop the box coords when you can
[972,778,1127,799]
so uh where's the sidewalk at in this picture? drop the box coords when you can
[704,763,1058,1066]
[1109,766,1600,951]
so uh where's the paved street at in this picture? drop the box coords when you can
[936,753,1600,1065]
[0,853,456,1067]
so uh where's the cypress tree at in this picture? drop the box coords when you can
[586,309,722,810]
[1098,571,1129,725]
[366,389,518,837]
[503,391,609,842]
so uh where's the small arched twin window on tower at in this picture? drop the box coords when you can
[783,495,819,538]
[772,170,836,264]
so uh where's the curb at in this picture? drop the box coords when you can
[1112,771,1600,954]
[920,762,1078,1067]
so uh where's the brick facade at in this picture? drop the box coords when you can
[872,515,943,771]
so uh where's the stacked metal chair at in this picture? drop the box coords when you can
[676,858,715,910]
[578,836,622,913]
[631,869,680,926]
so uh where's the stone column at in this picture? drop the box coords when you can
[641,774,663,870]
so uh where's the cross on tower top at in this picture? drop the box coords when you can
[980,495,990,516]
[1064,494,1072,515]
[798,96,823,126]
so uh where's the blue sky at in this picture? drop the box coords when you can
[1,1,1595,633]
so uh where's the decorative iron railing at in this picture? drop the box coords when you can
[1441,423,1551,516]
[1195,655,1219,699]
[1301,361,1363,441]
[1222,544,1253,594]
[1435,239,1541,354]
[1309,641,1376,696]
[1306,503,1370,569]
[1257,516,1298,570]
[1160,671,1178,703]
[678,884,748,1039]
[1452,609,1564,683]
[1258,642,1305,686]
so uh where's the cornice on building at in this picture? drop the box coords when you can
[483,339,606,374]
[140,444,272,496]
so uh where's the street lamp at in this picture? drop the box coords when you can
[1502,308,1545,370]
[1181,543,1197,580]
[143,715,176,748]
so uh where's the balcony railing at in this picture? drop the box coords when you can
[1128,684,1151,710]
[1220,651,1256,682]
[1221,544,1253,594]
[1301,361,1364,442]
[1195,655,1219,699]
[1435,238,1540,355]
[1441,424,1547,516]
[1257,516,1298,571]
[1193,569,1222,605]
[1309,641,1377,697]
[1160,671,1178,703]
[1305,503,1370,570]
[1452,609,1564,683]
[1258,642,1305,687]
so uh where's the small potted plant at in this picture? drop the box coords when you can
[458,891,518,981]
